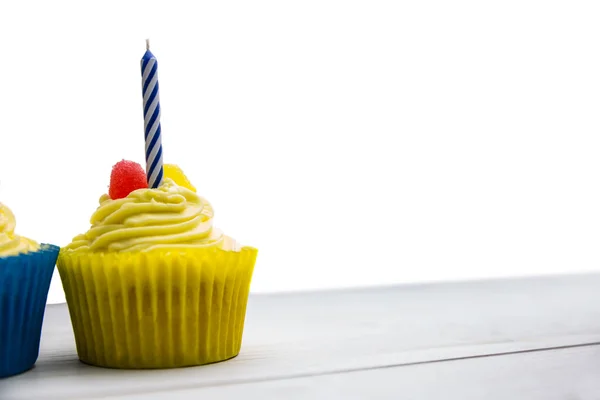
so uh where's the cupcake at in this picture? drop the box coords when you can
[57,161,258,369]
[0,202,59,378]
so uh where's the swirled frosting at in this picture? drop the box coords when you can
[0,202,40,257]
[63,178,240,253]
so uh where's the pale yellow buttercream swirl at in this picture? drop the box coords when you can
[63,178,239,253]
[0,202,40,257]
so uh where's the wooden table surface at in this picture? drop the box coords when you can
[2,273,600,399]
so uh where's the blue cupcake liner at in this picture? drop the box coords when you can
[0,244,59,378]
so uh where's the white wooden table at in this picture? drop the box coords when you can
[2,273,600,399]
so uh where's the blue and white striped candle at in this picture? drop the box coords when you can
[141,39,164,188]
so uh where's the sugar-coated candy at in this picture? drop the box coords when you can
[109,160,148,199]
[164,164,196,192]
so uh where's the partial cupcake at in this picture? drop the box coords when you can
[58,161,258,369]
[0,202,59,378]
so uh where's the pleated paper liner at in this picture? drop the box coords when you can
[57,246,258,369]
[0,244,60,378]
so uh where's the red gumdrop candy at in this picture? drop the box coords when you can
[108,160,148,199]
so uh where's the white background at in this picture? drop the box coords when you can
[1,0,599,304]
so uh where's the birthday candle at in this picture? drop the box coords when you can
[141,39,164,188]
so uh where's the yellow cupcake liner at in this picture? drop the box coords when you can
[57,246,257,369]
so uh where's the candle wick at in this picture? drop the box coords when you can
[146,38,150,51]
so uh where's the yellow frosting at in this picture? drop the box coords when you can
[0,202,40,257]
[64,178,240,253]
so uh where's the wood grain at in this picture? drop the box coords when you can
[127,345,600,400]
[3,273,600,399]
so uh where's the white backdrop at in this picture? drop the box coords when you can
[1,0,600,304]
